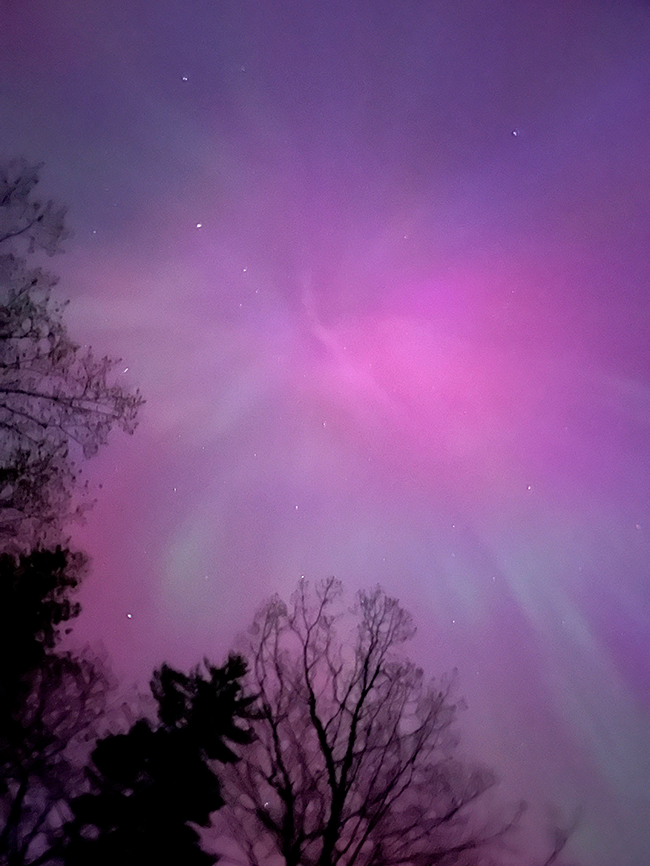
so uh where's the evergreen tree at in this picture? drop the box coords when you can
[0,547,108,866]
[67,655,256,866]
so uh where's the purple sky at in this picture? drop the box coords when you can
[2,1,650,863]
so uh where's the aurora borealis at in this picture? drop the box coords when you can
[2,2,649,863]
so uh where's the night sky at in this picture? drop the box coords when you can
[2,2,650,863]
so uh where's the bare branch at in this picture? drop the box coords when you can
[216,580,512,866]
[0,161,144,550]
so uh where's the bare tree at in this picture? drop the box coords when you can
[0,159,144,549]
[215,578,516,866]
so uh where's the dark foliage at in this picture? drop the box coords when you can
[66,655,256,866]
[0,654,108,866]
[0,548,108,866]
[0,546,86,679]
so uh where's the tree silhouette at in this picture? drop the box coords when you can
[0,159,144,549]
[0,547,109,866]
[215,577,518,866]
[66,654,256,866]
[0,160,69,256]
[0,158,147,862]
[0,546,85,674]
